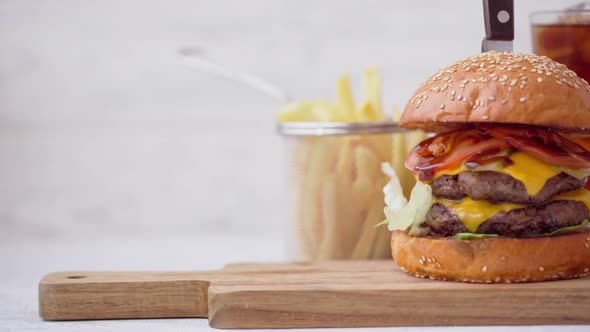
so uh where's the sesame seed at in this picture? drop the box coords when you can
[483,115,489,120]
[500,75,508,81]
[537,77,543,83]
[488,96,496,101]
[419,259,424,265]
[495,277,501,282]
[469,101,474,107]
[510,79,517,86]
[585,268,589,273]
[519,97,527,103]
[585,242,589,248]
[451,90,456,96]
[501,100,507,104]
[481,265,488,272]
[440,103,445,110]
[539,266,545,272]
[501,255,507,261]
[460,83,466,88]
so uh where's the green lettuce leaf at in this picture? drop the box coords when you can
[455,233,499,240]
[547,219,588,236]
[455,220,589,240]
[374,219,389,228]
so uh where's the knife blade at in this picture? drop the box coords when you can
[482,0,514,52]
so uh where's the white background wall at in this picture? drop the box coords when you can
[0,0,581,239]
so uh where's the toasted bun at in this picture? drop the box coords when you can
[391,230,590,283]
[400,52,590,132]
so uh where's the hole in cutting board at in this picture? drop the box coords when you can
[67,275,86,279]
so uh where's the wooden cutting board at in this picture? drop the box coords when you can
[39,260,590,328]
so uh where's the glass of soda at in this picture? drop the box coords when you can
[531,4,590,82]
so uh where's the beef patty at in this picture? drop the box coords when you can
[430,171,586,204]
[425,200,588,237]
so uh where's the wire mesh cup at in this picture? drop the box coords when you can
[277,121,413,260]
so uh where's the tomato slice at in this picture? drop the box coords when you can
[405,129,509,181]
[483,126,590,170]
[406,125,590,181]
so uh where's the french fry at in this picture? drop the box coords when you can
[353,145,379,208]
[277,101,315,122]
[357,102,378,122]
[317,175,339,259]
[335,140,363,256]
[337,190,362,258]
[299,138,334,258]
[362,67,385,121]
[337,75,357,122]
[335,137,355,181]
[354,145,380,183]
[351,198,383,259]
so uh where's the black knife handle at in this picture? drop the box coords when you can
[483,0,514,41]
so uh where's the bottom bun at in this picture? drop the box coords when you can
[391,230,590,283]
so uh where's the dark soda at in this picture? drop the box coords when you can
[532,24,590,82]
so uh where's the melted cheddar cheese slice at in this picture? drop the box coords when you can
[434,151,561,196]
[436,198,524,232]
[554,189,590,211]
[438,189,590,233]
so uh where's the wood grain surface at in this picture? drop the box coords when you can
[39,260,590,328]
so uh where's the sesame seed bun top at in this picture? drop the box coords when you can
[400,51,590,132]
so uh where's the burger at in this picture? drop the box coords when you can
[385,51,590,283]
